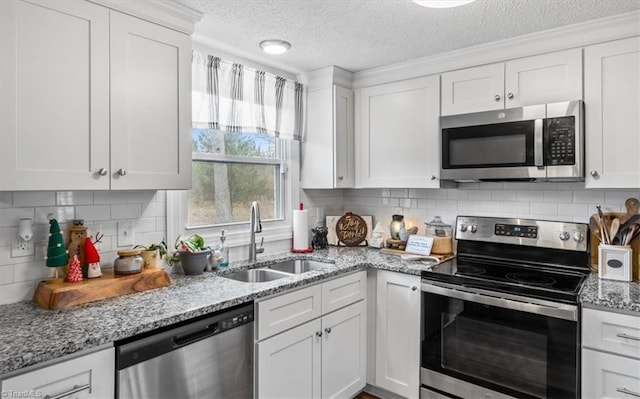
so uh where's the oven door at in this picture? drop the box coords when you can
[420,282,579,399]
[440,104,546,181]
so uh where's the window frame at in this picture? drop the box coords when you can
[167,139,299,252]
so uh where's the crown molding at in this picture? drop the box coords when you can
[352,10,640,88]
[306,66,354,90]
[89,0,202,35]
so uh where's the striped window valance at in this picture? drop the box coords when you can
[192,51,304,141]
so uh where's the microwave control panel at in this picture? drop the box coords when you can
[545,116,575,166]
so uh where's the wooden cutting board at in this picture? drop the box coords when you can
[590,211,640,281]
[34,268,170,310]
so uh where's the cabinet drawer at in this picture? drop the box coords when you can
[1,347,114,398]
[258,284,322,340]
[583,308,640,359]
[322,271,366,314]
[582,348,640,398]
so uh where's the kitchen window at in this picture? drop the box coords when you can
[167,50,303,246]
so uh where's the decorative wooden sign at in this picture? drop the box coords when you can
[335,212,369,246]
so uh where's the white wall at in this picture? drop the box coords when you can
[0,191,166,304]
[304,183,640,237]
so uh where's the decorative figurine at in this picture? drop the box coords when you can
[45,218,68,283]
[66,220,87,275]
[311,225,329,249]
[369,222,385,249]
[66,255,83,283]
[85,237,102,278]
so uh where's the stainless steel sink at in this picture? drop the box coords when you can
[268,259,332,274]
[222,268,291,283]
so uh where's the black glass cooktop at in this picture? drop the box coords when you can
[422,256,588,304]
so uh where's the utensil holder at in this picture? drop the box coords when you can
[598,244,632,282]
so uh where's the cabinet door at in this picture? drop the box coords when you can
[356,75,440,188]
[0,0,110,190]
[584,37,640,188]
[441,63,504,115]
[582,349,640,399]
[375,271,421,399]
[322,301,366,399]
[334,86,355,188]
[505,48,582,108]
[110,11,192,190]
[1,347,114,398]
[302,86,334,188]
[257,319,322,399]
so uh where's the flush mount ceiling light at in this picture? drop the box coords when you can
[413,0,476,8]
[259,40,291,55]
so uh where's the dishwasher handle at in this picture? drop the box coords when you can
[173,322,219,348]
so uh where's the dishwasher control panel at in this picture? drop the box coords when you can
[219,311,254,332]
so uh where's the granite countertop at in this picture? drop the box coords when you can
[579,273,640,314]
[0,247,438,376]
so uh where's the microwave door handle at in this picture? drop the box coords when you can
[534,119,544,167]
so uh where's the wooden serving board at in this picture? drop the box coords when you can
[34,268,170,310]
[380,248,455,263]
[590,212,640,281]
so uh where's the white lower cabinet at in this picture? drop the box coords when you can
[256,272,367,399]
[0,347,114,398]
[375,270,421,399]
[582,308,640,398]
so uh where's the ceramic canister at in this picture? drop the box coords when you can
[114,249,143,275]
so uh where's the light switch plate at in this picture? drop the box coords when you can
[117,221,134,247]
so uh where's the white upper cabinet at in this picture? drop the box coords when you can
[302,85,354,189]
[110,11,191,190]
[0,0,110,190]
[441,48,582,116]
[356,75,441,188]
[584,36,640,188]
[0,0,192,190]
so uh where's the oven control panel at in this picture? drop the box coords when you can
[456,216,589,252]
[494,224,538,238]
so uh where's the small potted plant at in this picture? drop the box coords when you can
[134,240,168,269]
[169,234,212,275]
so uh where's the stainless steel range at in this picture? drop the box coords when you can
[420,216,590,399]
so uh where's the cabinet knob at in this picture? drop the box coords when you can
[507,92,514,100]
[316,331,322,338]
[337,176,344,181]
[429,175,437,181]
[411,286,417,291]
[494,94,501,102]
[97,168,108,176]
[590,170,599,178]
[117,168,127,176]
[324,327,332,334]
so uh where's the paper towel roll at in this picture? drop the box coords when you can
[293,209,309,250]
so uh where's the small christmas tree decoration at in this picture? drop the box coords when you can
[85,237,102,278]
[45,218,68,283]
[66,254,83,283]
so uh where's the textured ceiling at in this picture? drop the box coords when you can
[177,0,640,74]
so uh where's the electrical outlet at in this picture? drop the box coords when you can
[11,236,34,258]
[117,221,134,247]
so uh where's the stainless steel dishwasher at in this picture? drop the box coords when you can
[116,303,254,399]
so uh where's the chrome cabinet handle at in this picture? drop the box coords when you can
[590,170,599,177]
[316,331,322,338]
[117,168,127,176]
[337,176,344,181]
[97,168,108,176]
[616,333,640,341]
[429,175,437,181]
[507,92,514,99]
[324,327,332,334]
[616,388,640,398]
[412,286,417,291]
[494,94,501,102]
[44,384,91,399]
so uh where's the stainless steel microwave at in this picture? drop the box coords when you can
[440,100,584,182]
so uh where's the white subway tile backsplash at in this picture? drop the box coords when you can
[446,189,468,200]
[111,204,142,219]
[556,182,587,191]
[0,208,35,227]
[134,218,157,233]
[0,192,12,208]
[427,190,447,200]
[391,189,408,198]
[94,191,127,205]
[12,262,50,283]
[142,202,164,218]
[76,205,111,221]
[126,191,156,204]
[573,190,605,204]
[517,191,544,202]
[34,206,75,224]
[529,202,558,215]
[13,192,56,207]
[436,200,458,210]
[409,189,427,199]
[467,190,491,201]
[0,265,13,283]
[56,191,94,205]
[382,197,399,207]
[493,190,517,201]
[503,182,531,190]
[557,203,589,217]
[0,281,35,305]
[604,191,640,204]
[543,191,573,203]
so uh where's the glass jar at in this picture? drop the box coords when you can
[390,214,405,240]
[114,249,143,275]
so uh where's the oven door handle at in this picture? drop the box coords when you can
[421,281,578,321]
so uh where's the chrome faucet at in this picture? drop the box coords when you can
[249,201,264,261]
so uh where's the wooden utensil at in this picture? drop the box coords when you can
[596,206,610,244]
[589,215,602,243]
[620,198,640,224]
[609,218,620,244]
